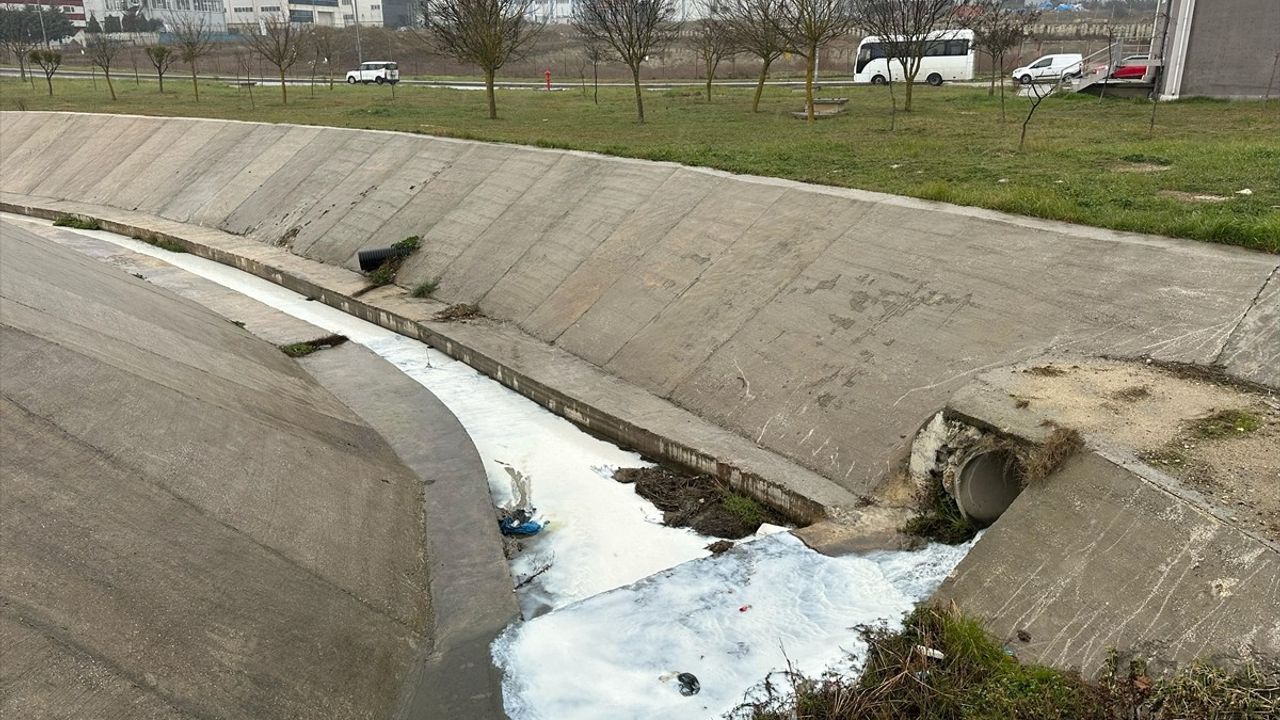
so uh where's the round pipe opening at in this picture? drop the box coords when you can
[954,449,1025,526]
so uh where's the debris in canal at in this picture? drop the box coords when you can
[613,466,786,539]
[433,303,481,322]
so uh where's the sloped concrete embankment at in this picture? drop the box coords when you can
[929,365,1280,675]
[1,112,1276,503]
[938,449,1280,675]
[0,222,513,718]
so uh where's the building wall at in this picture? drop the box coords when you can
[1163,0,1279,99]
[226,0,381,29]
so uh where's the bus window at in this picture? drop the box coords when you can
[855,43,885,73]
[945,39,970,56]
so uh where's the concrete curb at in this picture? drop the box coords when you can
[1,198,861,522]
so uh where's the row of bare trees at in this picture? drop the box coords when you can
[69,1,1039,126]
[411,0,1036,125]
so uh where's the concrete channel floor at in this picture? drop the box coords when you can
[0,219,514,719]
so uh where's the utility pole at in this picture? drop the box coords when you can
[37,0,50,46]
[353,0,363,62]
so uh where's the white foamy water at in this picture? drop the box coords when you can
[13,213,976,720]
[493,533,975,720]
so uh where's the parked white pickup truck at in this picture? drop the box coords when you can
[346,61,400,85]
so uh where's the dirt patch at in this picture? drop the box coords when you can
[613,466,785,539]
[433,303,481,322]
[1158,190,1230,204]
[1004,359,1280,541]
[1111,162,1170,173]
[278,334,348,357]
[1025,364,1069,377]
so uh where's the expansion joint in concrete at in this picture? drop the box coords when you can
[1213,263,1280,367]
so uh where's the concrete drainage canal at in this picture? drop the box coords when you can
[15,214,982,720]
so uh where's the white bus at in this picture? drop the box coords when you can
[853,29,977,85]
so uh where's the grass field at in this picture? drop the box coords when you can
[2,75,1277,252]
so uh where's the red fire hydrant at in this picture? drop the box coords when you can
[544,68,552,91]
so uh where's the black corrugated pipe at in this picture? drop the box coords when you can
[358,246,412,272]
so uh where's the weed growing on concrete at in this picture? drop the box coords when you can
[52,214,100,230]
[902,478,978,545]
[367,262,399,286]
[1020,427,1085,484]
[280,342,319,357]
[151,237,186,253]
[394,235,421,252]
[364,236,422,288]
[411,279,439,298]
[738,604,1280,720]
[278,335,347,358]
[1190,409,1261,439]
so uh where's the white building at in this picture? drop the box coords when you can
[225,0,381,28]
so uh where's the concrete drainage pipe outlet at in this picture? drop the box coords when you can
[954,449,1025,526]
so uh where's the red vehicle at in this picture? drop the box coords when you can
[1111,55,1149,79]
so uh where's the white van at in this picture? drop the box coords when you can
[346,61,400,85]
[1010,53,1083,85]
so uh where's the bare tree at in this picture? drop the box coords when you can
[958,0,1039,120]
[574,0,681,123]
[849,0,957,113]
[417,0,543,119]
[308,25,339,90]
[240,12,303,104]
[1019,76,1050,150]
[582,35,609,104]
[28,48,61,96]
[691,5,735,101]
[779,0,854,124]
[145,44,177,92]
[86,32,124,101]
[169,13,214,102]
[720,0,789,112]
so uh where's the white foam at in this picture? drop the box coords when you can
[492,532,977,720]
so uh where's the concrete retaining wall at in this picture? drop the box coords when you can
[2,111,1276,497]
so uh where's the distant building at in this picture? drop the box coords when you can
[81,0,227,33]
[225,0,380,28]
[379,0,410,27]
[1154,0,1280,99]
[1,0,87,29]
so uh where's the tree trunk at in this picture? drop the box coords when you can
[105,70,116,101]
[804,45,817,124]
[485,69,497,119]
[989,50,996,96]
[705,64,712,102]
[280,68,287,104]
[17,54,26,82]
[593,62,598,104]
[157,71,164,93]
[45,72,53,96]
[191,64,200,102]
[904,71,915,111]
[631,65,644,123]
[752,59,770,112]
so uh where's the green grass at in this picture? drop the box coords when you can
[744,605,1280,720]
[52,213,100,230]
[410,278,439,298]
[1190,408,1262,438]
[721,492,767,528]
[279,342,319,357]
[3,77,1277,251]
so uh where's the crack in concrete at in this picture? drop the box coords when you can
[1212,263,1280,367]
